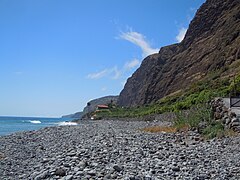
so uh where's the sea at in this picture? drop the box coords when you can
[0,116,77,136]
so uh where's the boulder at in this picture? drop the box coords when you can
[55,168,66,176]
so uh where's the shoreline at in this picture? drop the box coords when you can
[0,120,240,179]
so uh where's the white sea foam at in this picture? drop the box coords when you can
[57,121,78,126]
[29,120,41,124]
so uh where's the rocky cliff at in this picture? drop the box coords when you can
[82,95,118,115]
[118,0,240,107]
[63,96,118,120]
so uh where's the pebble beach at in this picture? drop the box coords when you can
[0,120,240,180]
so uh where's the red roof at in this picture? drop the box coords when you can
[97,105,109,108]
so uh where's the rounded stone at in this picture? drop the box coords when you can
[55,168,66,176]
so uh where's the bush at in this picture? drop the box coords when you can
[174,104,211,129]
[203,122,225,139]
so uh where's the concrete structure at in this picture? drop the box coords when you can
[223,98,240,117]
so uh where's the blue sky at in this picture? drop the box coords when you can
[0,0,205,117]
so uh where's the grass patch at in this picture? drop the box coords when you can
[173,104,239,139]
[224,129,239,137]
[174,104,212,127]
[203,122,225,139]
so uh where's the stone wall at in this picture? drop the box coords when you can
[211,98,240,132]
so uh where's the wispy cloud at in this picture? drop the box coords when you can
[14,71,23,75]
[176,27,187,42]
[189,7,197,13]
[187,7,198,22]
[87,69,109,79]
[87,58,140,81]
[101,87,107,91]
[124,59,140,71]
[87,66,122,80]
[112,66,121,80]
[87,29,155,85]
[119,30,159,57]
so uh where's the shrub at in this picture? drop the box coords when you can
[203,122,225,139]
[174,104,213,135]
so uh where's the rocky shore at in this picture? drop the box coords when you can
[0,120,240,180]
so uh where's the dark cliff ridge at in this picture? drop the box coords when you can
[118,0,240,107]
[62,112,83,119]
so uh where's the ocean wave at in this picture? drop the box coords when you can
[57,121,78,126]
[29,120,41,124]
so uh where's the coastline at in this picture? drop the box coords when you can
[0,120,240,179]
[0,116,75,137]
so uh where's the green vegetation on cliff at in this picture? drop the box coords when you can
[96,70,240,120]
[93,69,240,139]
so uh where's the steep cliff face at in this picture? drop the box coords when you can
[118,0,240,107]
